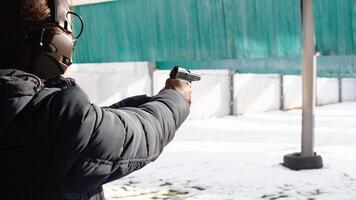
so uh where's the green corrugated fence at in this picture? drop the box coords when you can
[72,0,356,77]
[73,0,301,61]
[313,0,356,56]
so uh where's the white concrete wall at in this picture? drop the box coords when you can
[283,75,302,110]
[65,62,154,106]
[234,74,281,114]
[317,77,339,106]
[69,0,113,6]
[342,78,356,101]
[153,69,231,119]
[65,62,356,118]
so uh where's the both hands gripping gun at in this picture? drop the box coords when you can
[169,66,201,82]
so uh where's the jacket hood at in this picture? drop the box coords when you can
[0,69,43,133]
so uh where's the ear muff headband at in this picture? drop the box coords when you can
[49,0,72,33]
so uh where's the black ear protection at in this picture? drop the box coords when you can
[28,0,83,79]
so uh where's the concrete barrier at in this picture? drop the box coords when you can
[65,62,356,117]
[153,69,231,118]
[341,78,356,101]
[282,75,302,110]
[317,77,339,106]
[65,62,154,106]
[69,0,112,6]
[233,74,281,114]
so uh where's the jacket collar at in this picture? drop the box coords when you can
[0,69,43,100]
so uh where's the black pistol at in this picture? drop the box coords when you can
[169,66,201,82]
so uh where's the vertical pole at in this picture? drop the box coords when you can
[280,75,284,110]
[148,62,156,96]
[283,0,322,170]
[229,70,235,116]
[301,0,316,156]
[338,77,342,103]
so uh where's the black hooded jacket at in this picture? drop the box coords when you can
[0,69,190,199]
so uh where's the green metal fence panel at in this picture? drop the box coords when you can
[157,57,301,74]
[313,0,355,55]
[311,0,356,77]
[156,56,356,77]
[73,0,302,64]
[72,0,356,77]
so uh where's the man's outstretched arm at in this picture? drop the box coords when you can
[50,81,190,193]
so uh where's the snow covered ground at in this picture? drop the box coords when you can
[103,102,356,200]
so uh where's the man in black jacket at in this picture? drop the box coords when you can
[0,0,191,199]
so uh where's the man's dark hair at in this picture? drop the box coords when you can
[2,0,50,27]
[0,0,51,68]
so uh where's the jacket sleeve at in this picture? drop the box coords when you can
[107,94,152,108]
[49,87,189,193]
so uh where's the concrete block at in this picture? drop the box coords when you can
[153,69,231,119]
[65,62,154,105]
[69,0,111,6]
[234,74,281,114]
[283,75,302,110]
[342,78,356,101]
[317,77,339,106]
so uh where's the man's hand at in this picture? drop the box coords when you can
[163,78,192,105]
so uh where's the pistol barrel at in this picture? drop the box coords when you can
[169,66,201,82]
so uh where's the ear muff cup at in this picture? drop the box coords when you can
[45,44,57,53]
[30,28,74,79]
